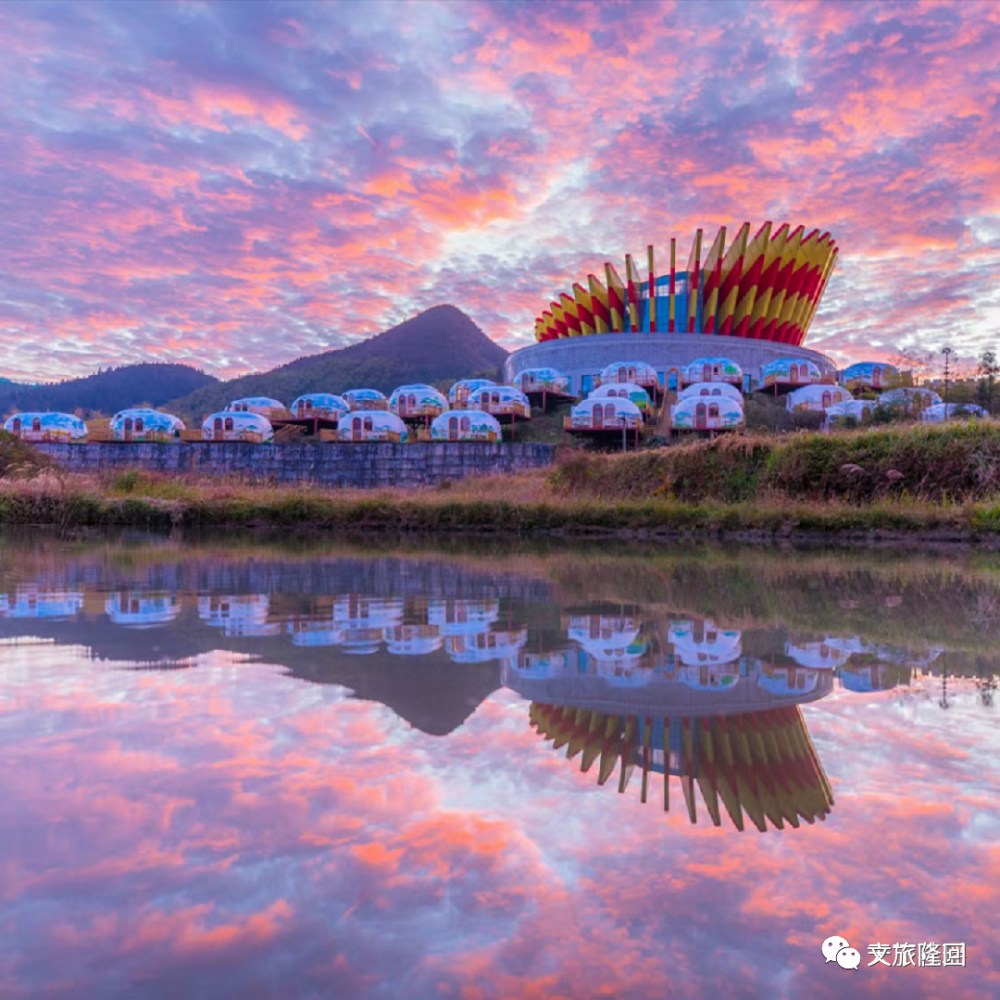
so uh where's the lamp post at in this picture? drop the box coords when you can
[941,346,954,409]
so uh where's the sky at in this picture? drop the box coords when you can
[0,0,998,383]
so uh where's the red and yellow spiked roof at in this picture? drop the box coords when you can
[534,223,838,348]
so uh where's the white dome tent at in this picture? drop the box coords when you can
[338,411,409,443]
[430,409,502,442]
[110,408,185,443]
[202,411,274,443]
[677,382,743,403]
[671,395,743,431]
[786,384,852,413]
[589,382,652,413]
[920,402,987,423]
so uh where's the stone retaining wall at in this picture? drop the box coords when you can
[32,441,557,488]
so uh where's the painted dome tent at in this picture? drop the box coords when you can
[786,384,852,413]
[338,411,409,443]
[449,379,496,408]
[202,411,274,443]
[761,358,824,390]
[677,382,743,403]
[430,410,502,442]
[466,385,531,421]
[671,395,744,431]
[589,382,652,413]
[825,400,875,427]
[571,397,643,429]
[226,397,287,418]
[110,408,184,442]
[920,402,988,423]
[599,361,659,390]
[4,412,88,443]
[343,388,389,411]
[841,362,899,391]
[681,357,743,387]
[514,368,571,395]
[290,393,350,421]
[878,387,941,413]
[389,384,449,420]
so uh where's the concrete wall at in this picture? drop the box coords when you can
[504,332,837,392]
[33,441,557,488]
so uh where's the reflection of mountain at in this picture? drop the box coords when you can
[529,703,834,832]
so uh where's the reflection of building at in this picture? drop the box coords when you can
[567,614,650,679]
[285,617,344,647]
[784,639,856,670]
[105,591,180,628]
[445,629,527,663]
[198,595,281,637]
[529,703,834,832]
[332,596,404,655]
[1,587,84,620]
[427,599,500,635]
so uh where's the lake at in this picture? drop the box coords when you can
[0,530,997,999]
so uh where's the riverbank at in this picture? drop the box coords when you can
[5,424,1000,544]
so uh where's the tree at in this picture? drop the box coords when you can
[976,349,999,414]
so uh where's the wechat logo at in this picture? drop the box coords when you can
[822,935,861,970]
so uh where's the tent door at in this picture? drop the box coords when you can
[696,403,707,429]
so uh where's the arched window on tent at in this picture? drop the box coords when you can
[491,392,500,409]
[822,391,832,408]
[696,403,707,429]
[703,363,712,382]
[593,404,603,428]
[225,417,234,431]
[408,394,416,411]
[448,416,458,441]
[604,403,615,423]
[460,416,470,433]
[11,418,21,436]
[711,388,721,396]
[626,367,635,383]
[32,417,41,432]
[708,404,720,420]
[135,418,144,433]
[790,364,799,384]
[364,416,373,431]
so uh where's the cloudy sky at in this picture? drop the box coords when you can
[1,0,998,382]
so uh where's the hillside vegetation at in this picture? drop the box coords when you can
[167,304,508,420]
[0,364,217,417]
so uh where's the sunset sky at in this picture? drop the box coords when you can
[1,0,998,383]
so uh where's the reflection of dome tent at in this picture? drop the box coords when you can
[840,663,909,693]
[842,362,898,390]
[333,596,404,630]
[671,395,744,431]
[337,411,409,443]
[677,382,743,402]
[2,587,84,619]
[290,393,350,421]
[676,665,739,690]
[198,595,280,636]
[430,410,502,443]
[529,702,834,832]
[226,396,286,417]
[449,379,496,408]
[567,614,642,649]
[669,620,742,666]
[110,408,185,442]
[202,412,274,443]
[444,629,527,663]
[286,618,345,647]
[4,412,88,443]
[427,599,500,635]
[921,402,987,422]
[513,649,574,679]
[681,357,742,387]
[786,384,852,412]
[571,397,643,429]
[343,388,388,411]
[784,640,854,670]
[589,382,652,412]
[105,591,180,628]
[389,384,449,419]
[756,665,820,696]
[385,625,443,655]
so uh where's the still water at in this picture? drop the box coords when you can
[0,530,997,999]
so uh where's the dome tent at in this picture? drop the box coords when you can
[842,361,898,391]
[681,357,742,387]
[466,385,531,419]
[343,388,388,411]
[671,395,743,430]
[290,393,350,421]
[430,409,502,442]
[389,384,449,419]
[202,411,274,442]
[878,387,941,413]
[570,397,642,429]
[825,399,874,427]
[761,357,824,388]
[4,412,88,443]
[598,361,659,389]
[677,382,743,403]
[514,368,571,394]
[338,410,409,442]
[786,384,852,412]
[589,381,652,412]
[226,397,286,417]
[449,378,496,408]
[920,402,987,423]
[110,408,184,442]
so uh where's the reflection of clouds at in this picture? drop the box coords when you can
[105,591,180,629]
[198,595,281,637]
[0,587,84,620]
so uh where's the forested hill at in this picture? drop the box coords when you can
[0,364,218,417]
[167,304,509,419]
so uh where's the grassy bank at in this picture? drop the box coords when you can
[4,424,1000,542]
